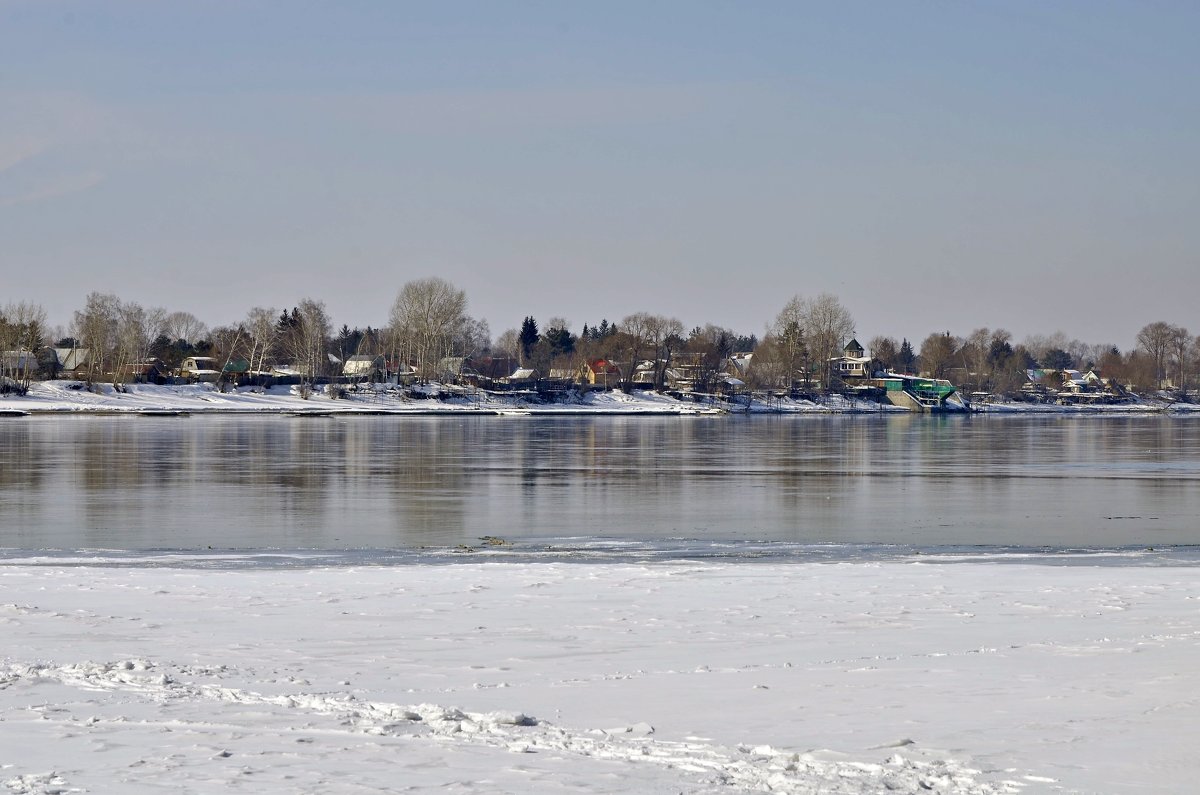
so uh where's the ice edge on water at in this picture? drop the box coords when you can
[2,539,1196,570]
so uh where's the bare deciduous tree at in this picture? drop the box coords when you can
[388,277,468,381]
[804,294,855,389]
[455,316,491,359]
[493,328,520,360]
[958,328,992,392]
[285,299,331,394]
[0,301,48,391]
[618,312,653,360]
[762,294,854,391]
[769,297,810,390]
[69,295,167,387]
[1136,321,1175,391]
[1167,325,1192,396]
[72,292,121,384]
[617,312,683,388]
[867,336,898,374]
[244,307,278,374]
[162,311,208,346]
[684,324,738,393]
[643,314,684,388]
[1188,337,1200,399]
[919,332,958,379]
[112,303,166,385]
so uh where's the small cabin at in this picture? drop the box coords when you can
[343,354,386,381]
[580,359,622,388]
[181,356,222,382]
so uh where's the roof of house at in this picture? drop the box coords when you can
[2,350,39,366]
[467,356,519,379]
[585,359,621,374]
[726,352,754,375]
[182,357,222,373]
[343,355,384,374]
[54,348,90,369]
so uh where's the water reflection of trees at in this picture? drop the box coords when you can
[381,420,469,542]
[0,423,44,534]
[7,415,1200,550]
[0,424,41,490]
[159,418,335,546]
[76,420,163,543]
[66,418,345,546]
[510,418,696,537]
[754,417,871,541]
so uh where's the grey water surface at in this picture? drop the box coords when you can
[2,414,1198,552]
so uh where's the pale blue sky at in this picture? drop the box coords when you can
[2,1,1197,349]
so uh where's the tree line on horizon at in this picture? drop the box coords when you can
[1,278,1196,399]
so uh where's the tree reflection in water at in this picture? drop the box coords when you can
[2,415,1198,550]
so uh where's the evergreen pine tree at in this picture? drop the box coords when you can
[897,338,916,374]
[518,316,540,362]
[546,326,576,356]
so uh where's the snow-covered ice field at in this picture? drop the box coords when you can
[3,555,1198,793]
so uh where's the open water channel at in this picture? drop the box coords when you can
[2,413,1199,556]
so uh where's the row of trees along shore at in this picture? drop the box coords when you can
[1,279,1198,399]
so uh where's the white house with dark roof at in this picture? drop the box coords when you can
[830,339,873,381]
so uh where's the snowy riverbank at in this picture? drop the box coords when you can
[972,399,1200,414]
[0,380,899,416]
[3,554,1198,793]
[3,380,1197,416]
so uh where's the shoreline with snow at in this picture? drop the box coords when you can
[2,380,1199,416]
[4,555,1198,793]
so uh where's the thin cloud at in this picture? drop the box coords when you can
[0,137,48,175]
[286,81,772,135]
[0,169,104,208]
